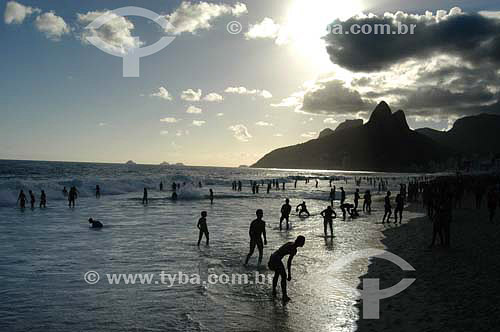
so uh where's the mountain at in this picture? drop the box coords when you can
[417,113,500,156]
[252,102,450,172]
[318,119,364,139]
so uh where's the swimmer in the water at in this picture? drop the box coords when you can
[268,235,305,303]
[197,211,209,246]
[295,201,310,218]
[244,209,267,266]
[88,218,103,228]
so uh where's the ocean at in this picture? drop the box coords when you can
[0,160,426,331]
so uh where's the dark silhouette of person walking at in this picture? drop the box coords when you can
[142,188,148,205]
[268,236,305,303]
[40,190,47,208]
[394,193,404,224]
[197,211,209,246]
[68,186,78,208]
[382,191,392,223]
[363,190,372,213]
[280,198,292,230]
[244,209,267,266]
[209,189,214,204]
[340,187,346,204]
[320,206,336,237]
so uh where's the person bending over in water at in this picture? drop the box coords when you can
[197,211,209,246]
[88,218,103,228]
[382,191,392,223]
[280,198,292,230]
[340,203,357,220]
[40,190,47,208]
[244,209,267,266]
[268,235,305,303]
[320,206,336,237]
[295,201,310,218]
[17,190,27,209]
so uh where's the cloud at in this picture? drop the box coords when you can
[225,86,272,99]
[301,132,317,139]
[160,117,180,123]
[4,1,39,24]
[324,7,500,72]
[273,133,283,137]
[228,124,252,142]
[150,87,173,101]
[34,12,70,40]
[323,118,339,125]
[216,112,224,117]
[245,17,284,43]
[160,130,169,136]
[255,121,274,127]
[203,92,224,102]
[181,88,202,101]
[301,79,370,115]
[77,10,143,55]
[164,1,247,35]
[192,120,206,127]
[186,105,202,114]
[98,122,107,127]
[271,92,303,108]
[176,129,189,137]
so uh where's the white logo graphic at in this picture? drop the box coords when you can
[85,7,176,77]
[84,270,100,284]
[328,248,416,319]
[226,21,243,34]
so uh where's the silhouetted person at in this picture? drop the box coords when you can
[172,182,177,192]
[17,190,26,209]
[267,182,271,193]
[88,218,103,228]
[340,187,346,204]
[29,190,35,209]
[142,188,148,205]
[244,209,267,266]
[209,189,214,204]
[382,191,392,223]
[62,186,68,197]
[268,235,305,303]
[280,198,292,231]
[95,185,101,199]
[330,186,336,206]
[199,181,203,188]
[320,206,336,237]
[172,191,178,200]
[159,181,163,191]
[68,186,78,208]
[294,179,297,188]
[487,188,497,223]
[315,179,319,188]
[40,190,47,208]
[295,201,310,217]
[394,193,404,224]
[354,189,360,212]
[340,202,356,220]
[197,211,209,246]
[363,190,372,213]
[282,182,285,190]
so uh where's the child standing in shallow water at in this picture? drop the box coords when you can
[197,211,209,246]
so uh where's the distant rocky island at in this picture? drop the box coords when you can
[252,101,500,172]
[160,161,170,166]
[125,160,137,165]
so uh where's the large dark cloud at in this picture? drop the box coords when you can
[300,80,371,115]
[324,10,500,72]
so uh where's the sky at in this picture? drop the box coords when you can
[1,0,500,166]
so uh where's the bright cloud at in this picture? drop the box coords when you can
[255,121,274,127]
[216,113,224,117]
[160,117,180,123]
[150,87,173,101]
[77,10,143,55]
[228,124,252,142]
[225,86,272,99]
[4,1,39,24]
[186,106,202,114]
[34,12,70,40]
[203,92,224,102]
[164,1,247,35]
[181,88,202,101]
[192,120,206,127]
[160,130,169,136]
[245,17,287,44]
[301,132,317,139]
[323,118,339,125]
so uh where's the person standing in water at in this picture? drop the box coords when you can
[295,201,310,217]
[329,186,336,206]
[159,181,163,192]
[142,188,148,205]
[280,198,292,231]
[29,190,36,209]
[382,191,392,223]
[394,193,404,224]
[363,190,372,213]
[340,187,346,204]
[320,206,336,237]
[354,189,360,212]
[62,186,68,197]
[68,186,78,208]
[40,190,47,208]
[244,209,267,266]
[268,236,305,303]
[197,211,209,246]
[95,185,101,199]
[17,190,27,209]
[209,189,214,205]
